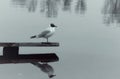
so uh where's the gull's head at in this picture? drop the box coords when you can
[50,23,57,28]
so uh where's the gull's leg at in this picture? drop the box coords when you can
[47,38,48,42]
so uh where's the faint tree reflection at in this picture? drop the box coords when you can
[12,0,37,12]
[12,0,27,7]
[40,0,60,17]
[75,0,86,14]
[63,0,72,11]
[11,0,87,17]
[102,0,120,24]
[27,0,37,12]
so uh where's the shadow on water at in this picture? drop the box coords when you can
[102,0,120,25]
[11,0,86,17]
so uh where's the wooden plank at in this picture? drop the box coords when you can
[0,42,59,47]
[3,47,19,57]
[0,53,59,64]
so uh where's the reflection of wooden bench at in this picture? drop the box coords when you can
[0,42,59,64]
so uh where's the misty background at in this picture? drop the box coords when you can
[0,0,120,79]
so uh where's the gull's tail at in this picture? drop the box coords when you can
[30,35,37,39]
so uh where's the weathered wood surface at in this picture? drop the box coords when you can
[0,42,59,47]
[0,53,59,64]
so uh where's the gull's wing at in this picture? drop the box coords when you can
[38,30,51,38]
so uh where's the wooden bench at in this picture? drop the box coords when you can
[0,42,59,64]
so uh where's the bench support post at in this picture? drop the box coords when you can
[3,47,19,58]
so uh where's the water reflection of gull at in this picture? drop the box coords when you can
[31,62,56,78]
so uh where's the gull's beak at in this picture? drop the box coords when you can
[55,25,58,27]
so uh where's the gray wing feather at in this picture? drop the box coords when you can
[38,30,51,37]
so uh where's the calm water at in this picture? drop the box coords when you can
[0,0,120,79]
